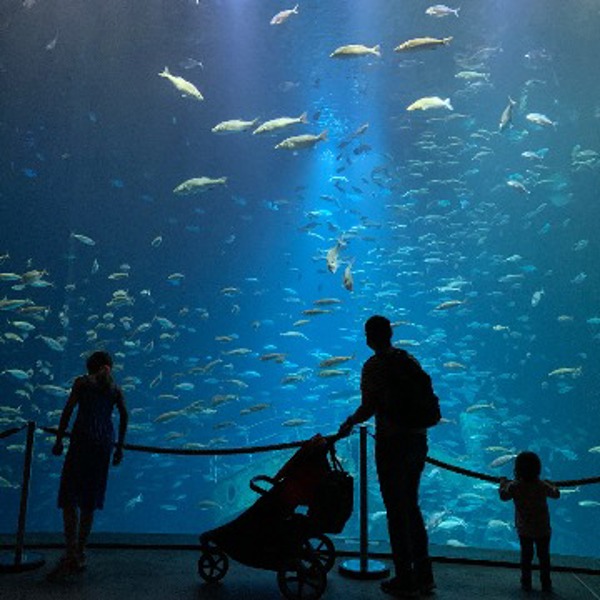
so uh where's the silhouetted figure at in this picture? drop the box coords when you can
[338,315,434,598]
[47,351,128,581]
[499,451,560,592]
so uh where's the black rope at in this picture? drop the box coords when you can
[426,456,500,484]
[39,426,308,455]
[32,424,600,487]
[0,424,28,440]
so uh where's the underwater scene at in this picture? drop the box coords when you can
[1,0,599,558]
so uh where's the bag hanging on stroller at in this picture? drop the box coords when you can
[308,446,354,534]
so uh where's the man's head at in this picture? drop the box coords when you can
[365,315,393,352]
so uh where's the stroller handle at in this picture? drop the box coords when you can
[250,474,277,495]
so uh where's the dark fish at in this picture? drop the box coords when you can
[499,96,516,132]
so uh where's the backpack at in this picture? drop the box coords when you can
[380,349,441,429]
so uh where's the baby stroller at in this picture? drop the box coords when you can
[198,434,353,600]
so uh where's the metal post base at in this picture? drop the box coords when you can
[0,551,45,573]
[338,558,390,580]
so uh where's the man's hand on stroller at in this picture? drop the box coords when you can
[336,416,354,439]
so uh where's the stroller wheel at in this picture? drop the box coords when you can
[277,556,326,600]
[304,534,335,573]
[198,549,229,582]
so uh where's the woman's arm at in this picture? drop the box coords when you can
[52,378,82,454]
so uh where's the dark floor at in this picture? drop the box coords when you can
[1,538,599,600]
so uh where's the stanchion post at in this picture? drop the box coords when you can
[0,420,45,573]
[338,425,390,580]
[359,421,368,572]
[15,421,36,564]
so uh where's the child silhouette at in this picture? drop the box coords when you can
[499,451,560,592]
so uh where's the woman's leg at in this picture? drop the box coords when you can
[78,509,95,560]
[62,506,78,559]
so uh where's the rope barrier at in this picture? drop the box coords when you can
[38,426,307,455]
[0,425,28,440]
[2,422,597,487]
[426,455,500,484]
[424,456,600,487]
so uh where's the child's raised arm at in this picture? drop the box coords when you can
[543,480,561,499]
[498,477,514,501]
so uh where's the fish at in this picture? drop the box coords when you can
[302,308,332,316]
[313,298,342,306]
[319,355,354,368]
[337,123,369,149]
[158,67,204,101]
[434,299,465,310]
[435,516,467,530]
[280,330,308,340]
[578,501,600,508]
[487,519,511,531]
[270,4,299,25]
[198,500,222,510]
[326,240,344,273]
[407,97,453,111]
[243,403,270,414]
[526,112,556,128]
[173,177,227,195]
[1,369,33,380]
[425,4,460,17]
[70,232,96,246]
[293,319,310,327]
[174,382,194,391]
[547,366,582,377]
[499,97,517,132]
[215,335,237,343]
[9,321,35,331]
[281,374,306,385]
[0,273,21,282]
[342,261,354,291]
[507,179,530,194]
[154,410,183,423]
[531,289,544,307]
[220,287,241,295]
[455,71,489,81]
[36,384,70,397]
[394,37,453,52]
[37,335,66,351]
[330,44,381,59]
[274,131,327,150]
[282,418,310,427]
[211,118,259,134]
[0,476,19,489]
[318,369,350,378]
[443,361,466,370]
[465,402,495,413]
[521,148,549,161]
[252,112,308,135]
[179,57,204,70]
[125,493,144,511]
[20,270,48,285]
[489,454,518,468]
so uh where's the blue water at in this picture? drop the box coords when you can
[1,0,599,558]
